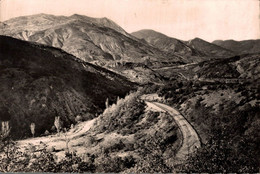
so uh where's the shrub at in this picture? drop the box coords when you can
[75,115,83,123]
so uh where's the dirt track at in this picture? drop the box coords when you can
[17,119,96,156]
[146,101,201,160]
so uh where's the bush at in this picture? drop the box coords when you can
[94,154,135,173]
[75,115,83,123]
[94,91,145,134]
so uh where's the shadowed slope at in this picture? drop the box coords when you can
[0,35,134,138]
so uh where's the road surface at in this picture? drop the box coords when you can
[146,101,201,160]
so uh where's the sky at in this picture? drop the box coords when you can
[0,0,259,42]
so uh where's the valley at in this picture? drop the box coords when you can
[0,13,259,173]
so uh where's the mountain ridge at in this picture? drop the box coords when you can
[212,39,260,54]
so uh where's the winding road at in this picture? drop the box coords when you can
[146,101,201,160]
[16,97,200,161]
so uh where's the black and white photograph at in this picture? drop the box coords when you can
[0,0,259,173]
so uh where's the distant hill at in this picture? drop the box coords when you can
[185,38,235,57]
[212,39,260,55]
[0,35,134,138]
[131,29,203,57]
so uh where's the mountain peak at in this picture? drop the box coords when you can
[191,37,206,42]
[132,29,169,39]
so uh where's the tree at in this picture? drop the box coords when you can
[54,116,61,136]
[30,123,35,137]
[105,98,109,109]
[1,121,11,140]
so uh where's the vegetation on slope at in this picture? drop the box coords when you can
[0,36,134,138]
[144,77,259,172]
[0,90,181,173]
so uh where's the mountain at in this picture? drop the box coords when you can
[185,38,235,57]
[0,14,185,84]
[0,35,134,138]
[0,14,181,66]
[131,29,203,57]
[212,39,260,55]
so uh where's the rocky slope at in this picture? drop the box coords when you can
[0,14,181,66]
[0,35,134,138]
[0,14,186,83]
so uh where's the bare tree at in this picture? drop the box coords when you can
[63,128,70,153]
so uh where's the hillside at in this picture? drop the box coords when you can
[1,91,182,173]
[0,35,134,138]
[155,54,260,82]
[194,54,260,79]
[145,72,259,172]
[213,39,260,54]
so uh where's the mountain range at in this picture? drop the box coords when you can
[0,14,181,65]
[1,14,260,84]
